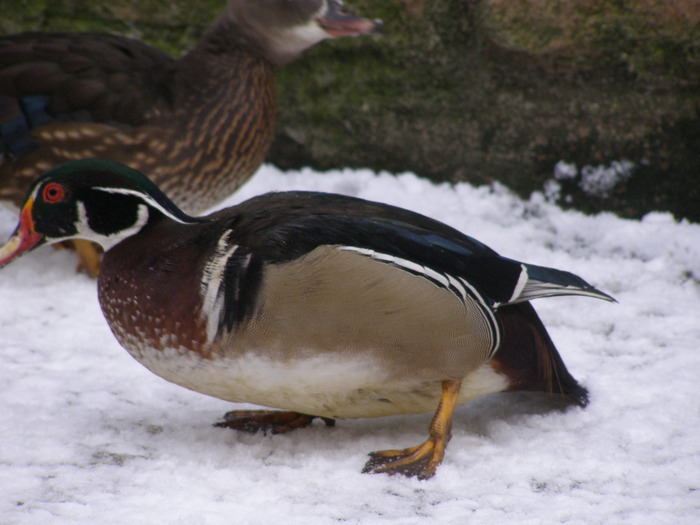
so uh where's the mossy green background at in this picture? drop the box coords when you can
[3,0,699,220]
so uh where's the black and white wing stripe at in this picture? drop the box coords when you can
[339,246,502,360]
[199,229,263,342]
[500,261,616,306]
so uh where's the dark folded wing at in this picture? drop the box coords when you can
[0,31,175,134]
[227,191,615,307]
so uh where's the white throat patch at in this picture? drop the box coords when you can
[75,200,150,251]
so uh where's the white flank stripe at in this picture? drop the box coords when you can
[340,246,501,359]
[339,246,450,287]
[447,274,469,302]
[457,276,500,358]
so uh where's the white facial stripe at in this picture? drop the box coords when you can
[29,184,42,203]
[93,186,190,225]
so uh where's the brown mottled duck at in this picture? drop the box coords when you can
[0,0,380,273]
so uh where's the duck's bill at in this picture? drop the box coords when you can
[0,200,44,267]
[318,2,382,38]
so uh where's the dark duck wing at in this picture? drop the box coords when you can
[227,191,611,305]
[0,32,175,206]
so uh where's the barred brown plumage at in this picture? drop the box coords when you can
[0,0,380,272]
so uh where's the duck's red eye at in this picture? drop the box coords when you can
[42,183,65,204]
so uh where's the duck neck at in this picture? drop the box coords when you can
[172,6,280,135]
[194,10,282,67]
[176,28,276,100]
[98,220,212,359]
[149,39,276,214]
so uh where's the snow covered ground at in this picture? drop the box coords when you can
[1,165,698,524]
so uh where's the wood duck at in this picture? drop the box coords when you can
[0,159,614,480]
[0,0,380,273]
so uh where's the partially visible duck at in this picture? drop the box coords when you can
[0,159,614,480]
[0,0,379,271]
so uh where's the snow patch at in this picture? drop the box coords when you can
[546,159,636,201]
[1,164,698,524]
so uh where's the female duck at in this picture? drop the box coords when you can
[0,0,379,213]
[0,159,614,480]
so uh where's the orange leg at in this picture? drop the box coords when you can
[53,240,103,276]
[215,410,335,435]
[72,240,103,276]
[363,378,462,480]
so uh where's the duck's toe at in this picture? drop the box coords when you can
[363,378,462,480]
[214,409,335,434]
[363,438,445,480]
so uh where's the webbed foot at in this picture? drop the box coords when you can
[215,410,335,434]
[362,378,462,480]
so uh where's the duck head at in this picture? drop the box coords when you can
[0,159,194,267]
[214,0,382,66]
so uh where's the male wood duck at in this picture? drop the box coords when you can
[0,159,614,480]
[0,0,380,273]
